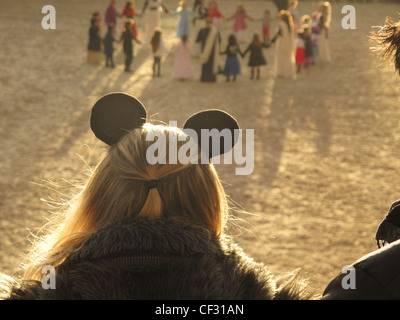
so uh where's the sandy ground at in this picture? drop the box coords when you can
[1,0,400,297]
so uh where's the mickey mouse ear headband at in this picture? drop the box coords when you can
[90,92,239,159]
[183,109,239,159]
[90,92,147,145]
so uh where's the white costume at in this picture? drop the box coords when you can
[142,0,168,40]
[317,3,332,62]
[276,21,296,79]
[318,26,331,62]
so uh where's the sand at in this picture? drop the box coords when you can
[1,0,400,296]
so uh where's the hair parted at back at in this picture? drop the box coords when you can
[86,123,227,230]
[23,123,228,280]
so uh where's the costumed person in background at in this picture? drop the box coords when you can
[207,1,225,30]
[193,0,208,33]
[0,92,313,300]
[104,24,116,68]
[271,10,296,79]
[120,20,142,72]
[170,34,193,80]
[311,11,321,63]
[259,9,273,44]
[150,28,168,77]
[221,34,243,82]
[288,0,300,33]
[295,29,305,73]
[300,15,314,67]
[242,33,269,80]
[226,4,255,43]
[142,0,169,41]
[192,0,208,57]
[196,16,222,82]
[105,0,121,35]
[317,1,331,62]
[171,1,196,39]
[301,14,311,25]
[121,1,141,38]
[302,24,314,69]
[193,0,201,12]
[92,10,101,23]
[87,15,103,64]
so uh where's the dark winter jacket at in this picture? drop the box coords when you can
[322,239,400,300]
[2,217,308,300]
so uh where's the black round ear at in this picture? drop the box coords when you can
[90,92,147,145]
[183,109,239,159]
[387,200,400,226]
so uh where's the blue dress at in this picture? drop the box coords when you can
[173,8,196,38]
[222,44,242,76]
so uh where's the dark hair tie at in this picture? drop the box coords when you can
[145,179,158,190]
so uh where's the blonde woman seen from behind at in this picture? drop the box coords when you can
[1,93,313,300]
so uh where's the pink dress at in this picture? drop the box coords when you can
[227,11,254,42]
[171,42,193,79]
[227,11,254,33]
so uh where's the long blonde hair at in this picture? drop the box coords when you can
[279,10,293,32]
[319,1,331,29]
[23,123,228,280]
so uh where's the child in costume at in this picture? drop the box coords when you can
[207,1,225,30]
[221,34,243,82]
[171,1,196,39]
[295,30,305,73]
[120,20,142,72]
[311,12,320,63]
[302,25,314,69]
[87,15,102,64]
[121,1,140,38]
[226,4,254,43]
[260,10,273,43]
[150,28,168,77]
[104,24,116,68]
[242,33,269,80]
[170,34,193,80]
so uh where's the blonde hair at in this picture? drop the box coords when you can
[23,123,228,280]
[279,10,294,32]
[319,1,332,28]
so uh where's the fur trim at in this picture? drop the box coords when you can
[2,218,312,300]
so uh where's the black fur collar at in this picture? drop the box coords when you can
[65,217,228,265]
